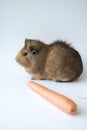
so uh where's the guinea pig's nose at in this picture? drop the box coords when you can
[23,51,28,56]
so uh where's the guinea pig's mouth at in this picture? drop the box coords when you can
[15,57,30,68]
[15,57,25,67]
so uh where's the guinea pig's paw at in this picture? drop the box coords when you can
[31,76,46,80]
[31,77,37,80]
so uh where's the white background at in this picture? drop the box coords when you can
[0,0,87,130]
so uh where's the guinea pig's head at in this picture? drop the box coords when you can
[15,39,44,72]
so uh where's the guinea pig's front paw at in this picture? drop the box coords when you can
[31,77,37,80]
[31,76,46,80]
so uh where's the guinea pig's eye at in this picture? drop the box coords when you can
[23,51,28,56]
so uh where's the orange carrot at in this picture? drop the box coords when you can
[27,81,77,115]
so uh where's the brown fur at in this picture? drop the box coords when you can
[15,39,83,82]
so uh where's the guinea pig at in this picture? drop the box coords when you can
[15,39,83,82]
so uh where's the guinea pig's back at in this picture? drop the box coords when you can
[45,41,83,81]
[67,48,83,78]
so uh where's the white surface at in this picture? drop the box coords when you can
[0,0,87,130]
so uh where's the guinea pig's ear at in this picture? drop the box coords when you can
[32,49,39,55]
[29,46,39,55]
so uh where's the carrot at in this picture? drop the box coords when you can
[27,81,77,115]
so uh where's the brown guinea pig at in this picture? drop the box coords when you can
[15,39,83,82]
